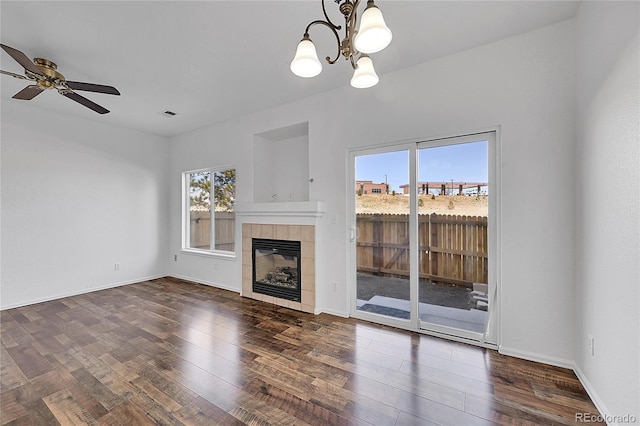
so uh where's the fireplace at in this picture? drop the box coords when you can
[241,222,317,313]
[252,238,301,302]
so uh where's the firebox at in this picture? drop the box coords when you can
[252,238,301,302]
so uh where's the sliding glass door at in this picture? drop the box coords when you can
[416,137,492,341]
[354,149,412,325]
[350,132,497,345]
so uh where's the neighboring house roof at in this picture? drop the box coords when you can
[400,182,487,188]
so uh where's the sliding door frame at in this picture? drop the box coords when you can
[347,128,501,348]
[348,142,416,331]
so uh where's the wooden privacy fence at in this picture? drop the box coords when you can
[356,213,488,287]
[189,212,487,286]
[190,211,235,251]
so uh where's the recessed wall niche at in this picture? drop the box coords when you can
[253,122,310,203]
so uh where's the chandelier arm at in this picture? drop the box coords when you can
[304,20,343,64]
[349,52,358,70]
[348,0,361,56]
[321,0,342,30]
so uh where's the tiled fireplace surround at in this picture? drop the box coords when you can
[241,223,316,313]
[238,201,325,313]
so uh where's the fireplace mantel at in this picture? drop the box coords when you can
[235,201,326,218]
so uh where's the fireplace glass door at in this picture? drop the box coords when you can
[252,238,301,302]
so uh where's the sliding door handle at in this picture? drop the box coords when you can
[349,226,359,242]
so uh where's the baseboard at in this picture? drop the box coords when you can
[169,274,240,294]
[314,307,349,317]
[498,345,574,370]
[573,364,616,425]
[0,274,165,310]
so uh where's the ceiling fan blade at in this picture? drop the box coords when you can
[0,44,44,76]
[62,91,110,114]
[13,85,44,100]
[1,69,28,80]
[65,80,120,95]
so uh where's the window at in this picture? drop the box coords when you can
[371,188,382,194]
[183,167,236,255]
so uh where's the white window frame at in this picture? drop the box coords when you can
[182,165,236,258]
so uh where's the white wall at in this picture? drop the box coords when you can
[253,134,310,203]
[0,101,170,309]
[167,119,246,290]
[168,19,577,364]
[574,1,640,422]
[2,4,636,416]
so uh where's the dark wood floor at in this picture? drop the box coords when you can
[1,277,602,425]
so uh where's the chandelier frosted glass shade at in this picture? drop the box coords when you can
[350,56,379,88]
[290,38,322,78]
[354,3,392,54]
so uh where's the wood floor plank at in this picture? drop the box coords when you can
[365,335,454,362]
[231,391,310,426]
[42,388,99,425]
[30,330,66,355]
[126,355,198,408]
[346,369,467,411]
[0,385,31,424]
[95,400,157,426]
[464,393,576,425]
[173,396,245,426]
[241,377,356,426]
[62,382,110,422]
[311,376,401,425]
[343,373,490,425]
[97,352,139,383]
[5,344,54,380]
[0,345,29,392]
[1,278,602,426]
[7,397,61,426]
[395,411,440,425]
[127,392,186,426]
[397,358,495,399]
[70,368,126,411]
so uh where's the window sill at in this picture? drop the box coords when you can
[180,249,236,260]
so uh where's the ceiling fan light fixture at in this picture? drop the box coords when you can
[290,35,322,78]
[354,1,392,54]
[350,55,379,88]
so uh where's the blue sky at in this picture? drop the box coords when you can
[355,141,488,193]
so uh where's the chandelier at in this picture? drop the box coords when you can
[290,0,392,89]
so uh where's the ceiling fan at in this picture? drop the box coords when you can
[0,43,120,114]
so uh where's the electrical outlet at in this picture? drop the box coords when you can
[331,281,338,292]
[114,263,120,271]
[588,335,594,356]
[174,254,177,262]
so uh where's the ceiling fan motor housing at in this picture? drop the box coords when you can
[33,58,64,89]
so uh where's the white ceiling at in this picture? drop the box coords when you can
[1,1,580,138]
